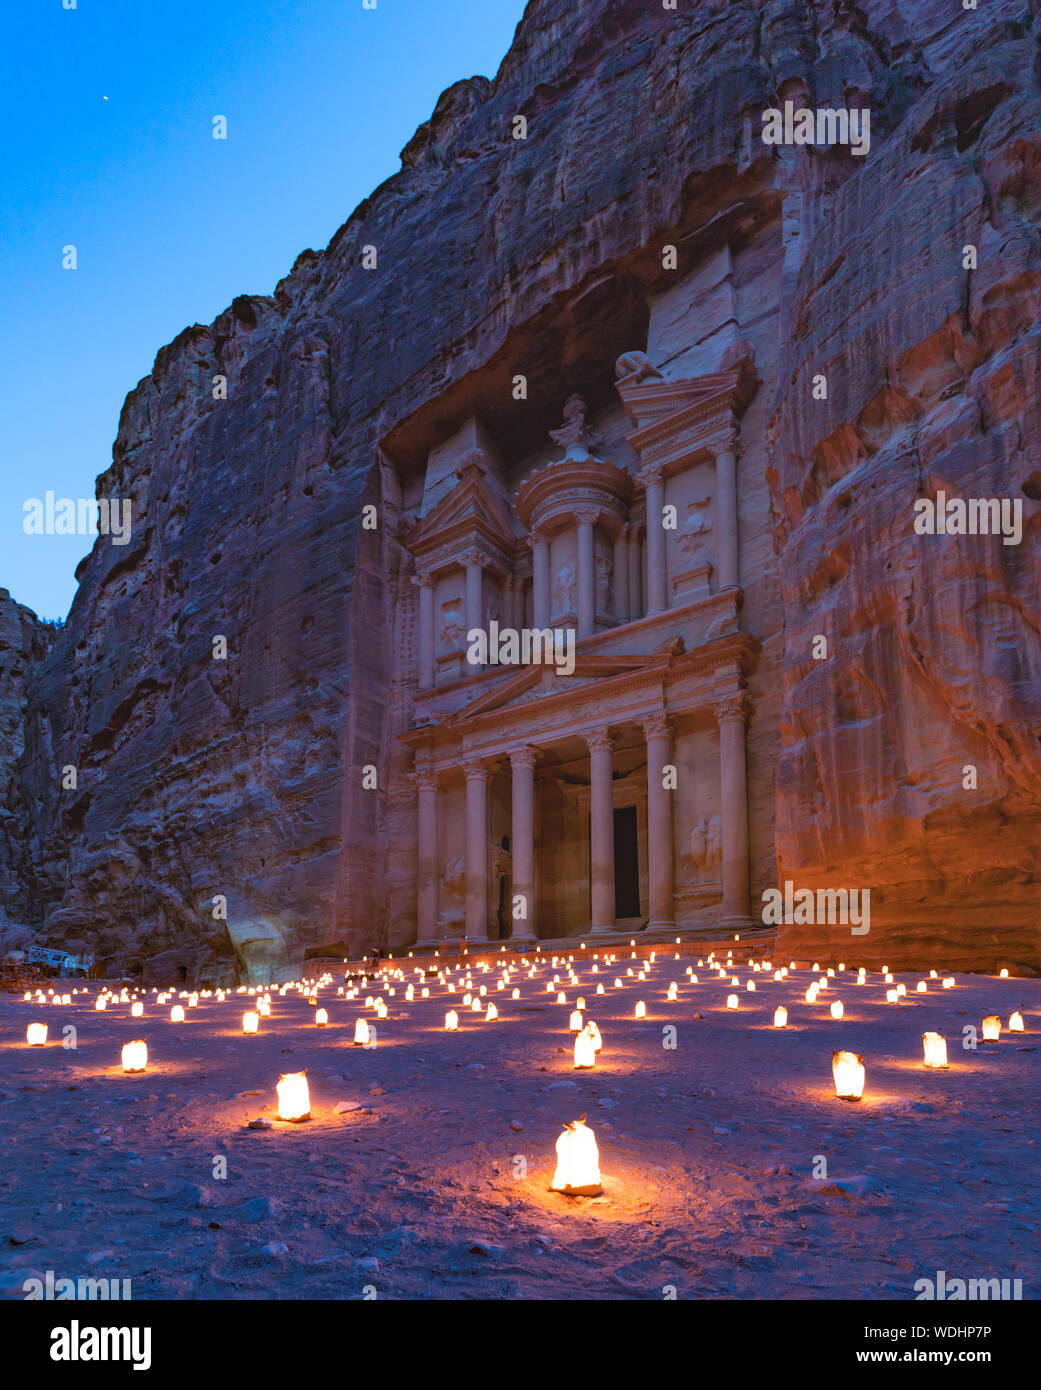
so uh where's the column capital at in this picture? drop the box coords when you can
[508,745,539,770]
[641,711,674,741]
[637,463,667,490]
[714,691,750,724]
[411,569,434,589]
[461,548,488,569]
[574,507,601,528]
[585,727,616,753]
[410,765,439,792]
[712,426,742,458]
[462,758,493,784]
[526,530,548,549]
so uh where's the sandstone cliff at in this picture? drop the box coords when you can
[2,0,1038,978]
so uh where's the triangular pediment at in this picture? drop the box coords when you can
[446,644,682,725]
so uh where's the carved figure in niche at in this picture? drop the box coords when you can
[438,855,466,923]
[549,394,602,459]
[677,495,713,565]
[439,598,465,652]
[552,559,577,615]
[614,349,663,384]
[688,814,723,877]
[594,553,612,614]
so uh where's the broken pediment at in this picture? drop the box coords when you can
[405,448,517,574]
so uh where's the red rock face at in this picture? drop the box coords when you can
[1,0,1039,978]
[771,11,1041,971]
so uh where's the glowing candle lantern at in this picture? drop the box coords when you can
[569,1010,584,1032]
[747,981,756,992]
[613,978,622,988]
[1000,968,1009,979]
[884,973,893,984]
[242,1011,260,1034]
[595,983,605,996]
[576,996,586,1010]
[308,994,317,1006]
[586,1021,602,1052]
[95,997,107,1011]
[930,969,937,979]
[1009,1011,1024,1032]
[896,983,907,997]
[634,1001,646,1019]
[484,1002,498,1021]
[574,1030,596,1069]
[511,987,520,1000]
[942,977,955,989]
[832,1050,865,1101]
[726,994,739,1009]
[666,982,678,1001]
[805,986,818,1005]
[830,1000,844,1020]
[315,1008,329,1027]
[422,987,430,999]
[26,1023,47,1046]
[922,1032,948,1068]
[916,981,927,993]
[376,1001,388,1019]
[550,1116,602,1196]
[188,994,199,1008]
[463,993,472,1006]
[121,1040,148,1073]
[773,1006,788,1028]
[131,1001,144,1018]
[354,1018,371,1046]
[981,1015,1001,1042]
[276,1071,310,1122]
[471,998,482,1013]
[61,994,72,1006]
[170,1005,185,1023]
[444,1010,459,1031]
[886,989,898,1004]
[556,991,567,1004]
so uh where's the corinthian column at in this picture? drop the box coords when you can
[613,525,630,624]
[576,509,598,639]
[716,433,740,590]
[639,467,667,614]
[463,760,492,940]
[413,572,434,690]
[628,524,643,620]
[531,534,550,630]
[586,729,615,932]
[509,746,537,941]
[413,766,439,945]
[642,712,675,930]
[715,692,754,929]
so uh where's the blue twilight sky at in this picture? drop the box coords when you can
[0,0,528,622]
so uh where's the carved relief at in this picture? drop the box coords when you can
[552,558,577,614]
[688,814,722,877]
[594,553,612,614]
[677,494,713,565]
[439,597,465,652]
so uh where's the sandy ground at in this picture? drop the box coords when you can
[1,948,1037,1301]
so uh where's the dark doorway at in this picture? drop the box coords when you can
[613,805,640,918]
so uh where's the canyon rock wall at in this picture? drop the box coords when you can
[1,0,1038,978]
[771,3,1041,971]
[0,589,54,941]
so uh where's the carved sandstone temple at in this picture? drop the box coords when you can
[373,254,783,948]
